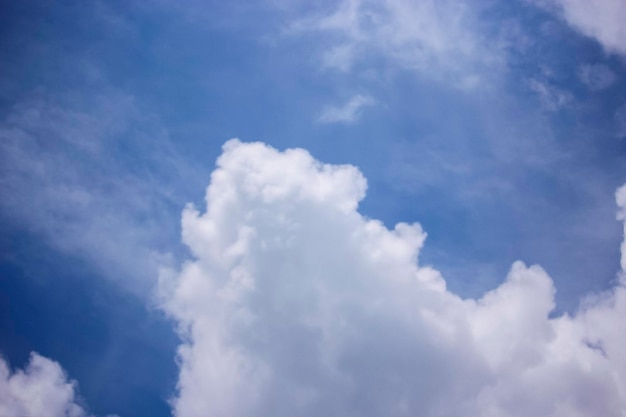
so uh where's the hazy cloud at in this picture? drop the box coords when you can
[289,0,502,88]
[528,78,573,111]
[578,63,616,91]
[0,91,204,294]
[318,95,375,124]
[547,0,626,56]
[161,140,626,417]
[616,103,626,139]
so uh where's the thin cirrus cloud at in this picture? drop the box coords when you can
[288,0,502,88]
[0,353,114,417]
[577,63,617,91]
[318,95,375,124]
[527,78,574,111]
[160,140,626,417]
[0,90,205,295]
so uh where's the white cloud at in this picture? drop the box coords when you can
[577,63,616,91]
[547,0,626,56]
[161,140,626,417]
[0,353,101,417]
[289,0,502,88]
[318,94,375,124]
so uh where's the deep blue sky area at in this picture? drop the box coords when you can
[1,1,625,416]
[0,221,179,417]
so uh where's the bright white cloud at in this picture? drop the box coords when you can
[161,140,626,417]
[0,353,96,417]
[318,94,375,124]
[577,63,616,91]
[548,0,626,56]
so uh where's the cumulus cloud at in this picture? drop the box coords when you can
[161,140,626,417]
[0,353,104,417]
[547,0,626,56]
[318,95,375,124]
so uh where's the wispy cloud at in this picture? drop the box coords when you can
[578,63,617,91]
[318,94,375,124]
[0,89,204,295]
[288,0,504,88]
[528,78,573,111]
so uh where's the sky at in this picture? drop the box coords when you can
[0,0,625,416]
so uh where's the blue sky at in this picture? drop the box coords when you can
[1,1,626,416]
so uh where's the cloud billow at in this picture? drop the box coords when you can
[0,353,111,417]
[161,140,626,417]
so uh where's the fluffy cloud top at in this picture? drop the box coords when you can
[161,140,626,417]
[0,353,96,417]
